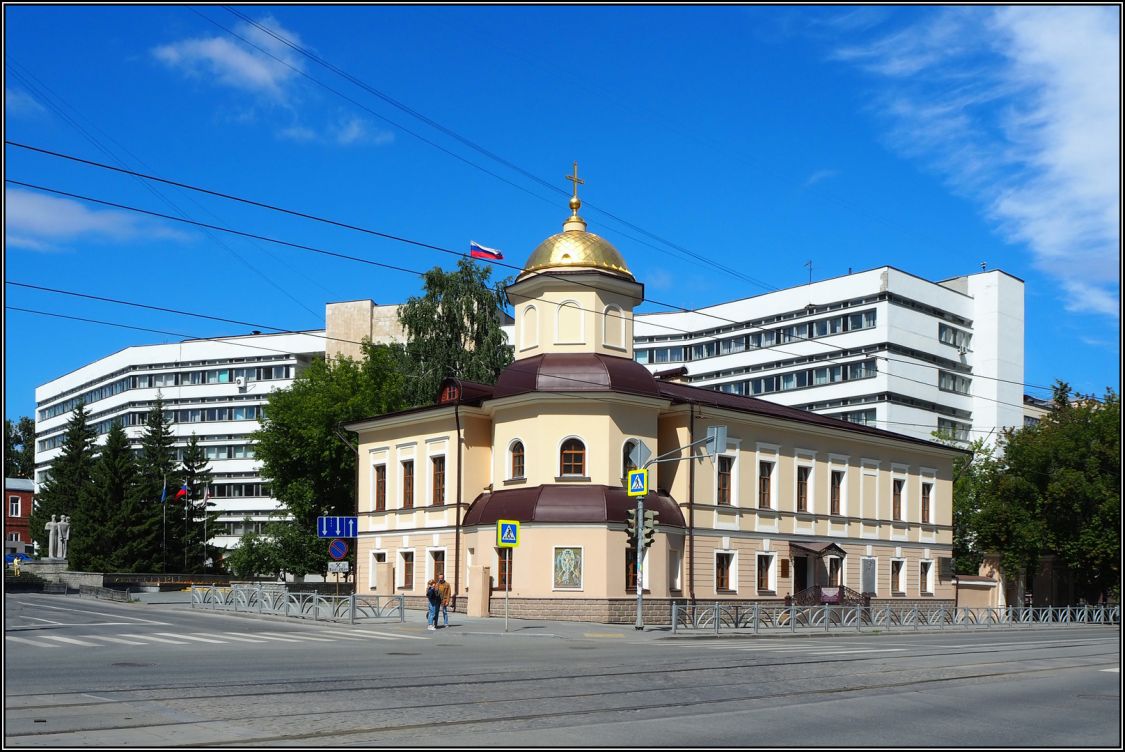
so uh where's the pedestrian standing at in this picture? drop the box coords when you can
[435,573,452,628]
[425,579,440,630]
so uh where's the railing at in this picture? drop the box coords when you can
[671,603,1121,635]
[79,585,132,602]
[189,584,404,624]
[791,585,869,606]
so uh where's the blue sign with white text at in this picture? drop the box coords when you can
[317,516,358,538]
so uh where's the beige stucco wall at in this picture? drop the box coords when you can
[507,277,637,361]
[325,300,405,361]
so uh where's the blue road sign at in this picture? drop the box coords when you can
[317,515,358,538]
[627,469,648,497]
[497,519,520,548]
[328,538,349,561]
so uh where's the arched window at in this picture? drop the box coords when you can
[560,438,586,477]
[510,441,525,479]
[623,439,638,475]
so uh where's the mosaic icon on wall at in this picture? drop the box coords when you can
[553,547,582,589]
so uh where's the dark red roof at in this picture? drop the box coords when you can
[493,353,661,399]
[462,484,686,527]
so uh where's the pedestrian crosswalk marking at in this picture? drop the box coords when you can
[214,633,271,643]
[158,632,226,644]
[85,635,148,646]
[119,633,190,644]
[259,631,337,643]
[40,635,101,647]
[5,635,58,648]
[810,648,907,655]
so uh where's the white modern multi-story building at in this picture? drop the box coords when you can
[633,266,1024,446]
[33,331,325,555]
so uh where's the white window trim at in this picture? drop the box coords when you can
[8,495,20,518]
[551,545,585,591]
[603,304,627,351]
[427,453,447,506]
[714,549,738,593]
[398,457,416,510]
[369,550,387,590]
[507,438,526,480]
[669,547,683,592]
[756,443,779,511]
[715,438,742,507]
[425,546,448,583]
[891,463,909,523]
[396,549,416,589]
[756,551,777,592]
[521,304,539,351]
[794,449,816,515]
[890,558,907,594]
[826,554,846,589]
[554,299,586,345]
[558,434,588,477]
[920,558,935,594]
[621,437,643,478]
[828,454,849,518]
[369,448,389,513]
[919,467,938,525]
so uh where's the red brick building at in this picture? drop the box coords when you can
[5,478,34,556]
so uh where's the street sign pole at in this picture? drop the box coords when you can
[635,493,644,630]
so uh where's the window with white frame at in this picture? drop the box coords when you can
[430,455,446,505]
[827,555,843,587]
[373,464,387,512]
[8,495,19,518]
[715,551,736,592]
[920,560,934,594]
[796,465,812,513]
[398,551,415,590]
[830,469,845,516]
[921,481,933,524]
[669,548,683,591]
[891,559,905,594]
[369,551,386,590]
[756,553,776,592]
[622,439,640,477]
[509,440,525,479]
[560,437,586,477]
[758,460,775,510]
[892,478,905,521]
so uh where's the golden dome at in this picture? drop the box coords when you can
[518,162,634,281]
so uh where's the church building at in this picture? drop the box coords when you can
[346,172,965,623]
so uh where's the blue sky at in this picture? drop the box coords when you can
[4,5,1120,424]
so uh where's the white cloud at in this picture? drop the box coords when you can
[152,15,305,101]
[4,187,189,251]
[804,169,840,187]
[5,87,47,117]
[333,117,394,146]
[833,6,1120,318]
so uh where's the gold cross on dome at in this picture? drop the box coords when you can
[565,161,584,199]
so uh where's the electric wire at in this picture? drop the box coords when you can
[3,145,1054,396]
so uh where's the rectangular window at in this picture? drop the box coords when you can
[920,561,933,594]
[758,461,772,509]
[375,465,386,512]
[497,548,513,591]
[716,552,733,592]
[828,557,842,587]
[891,560,904,594]
[717,456,733,506]
[830,470,844,515]
[796,466,810,512]
[401,552,414,590]
[402,460,414,509]
[431,550,445,579]
[431,456,445,505]
[921,482,932,524]
[757,554,772,592]
[8,496,19,517]
[626,548,638,591]
[893,479,904,521]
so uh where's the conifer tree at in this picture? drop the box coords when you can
[178,433,215,573]
[29,403,96,557]
[121,396,181,573]
[70,420,137,571]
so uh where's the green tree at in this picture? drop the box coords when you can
[70,420,137,571]
[970,383,1120,602]
[120,396,181,573]
[225,523,279,579]
[4,416,36,478]
[29,403,96,557]
[178,433,214,573]
[252,342,409,577]
[398,257,513,406]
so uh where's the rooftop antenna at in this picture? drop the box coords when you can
[804,260,812,285]
[981,262,987,272]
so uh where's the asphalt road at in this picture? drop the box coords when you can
[4,593,1120,747]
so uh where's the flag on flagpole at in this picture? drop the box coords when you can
[160,478,168,505]
[470,241,503,260]
[175,483,190,500]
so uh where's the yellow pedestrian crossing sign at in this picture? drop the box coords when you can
[627,469,649,497]
[497,519,520,548]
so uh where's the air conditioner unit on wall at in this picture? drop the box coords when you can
[235,376,246,388]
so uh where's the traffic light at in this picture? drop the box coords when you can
[642,510,658,549]
[625,508,638,549]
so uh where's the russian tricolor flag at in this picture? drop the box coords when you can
[175,483,190,500]
[470,241,503,261]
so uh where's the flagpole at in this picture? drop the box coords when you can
[162,473,167,575]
